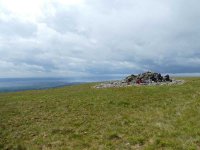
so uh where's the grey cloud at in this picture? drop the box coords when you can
[43,9,79,34]
[0,0,200,79]
[0,19,37,38]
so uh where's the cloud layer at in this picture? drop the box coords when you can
[0,0,200,80]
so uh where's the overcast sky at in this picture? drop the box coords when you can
[0,0,200,80]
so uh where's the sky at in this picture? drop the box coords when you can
[0,0,200,80]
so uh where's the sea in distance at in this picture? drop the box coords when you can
[0,78,83,93]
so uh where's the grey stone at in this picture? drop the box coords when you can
[94,71,184,88]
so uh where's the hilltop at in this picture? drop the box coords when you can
[0,77,200,149]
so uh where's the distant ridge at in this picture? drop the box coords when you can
[0,78,82,93]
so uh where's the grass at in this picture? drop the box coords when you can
[0,77,200,149]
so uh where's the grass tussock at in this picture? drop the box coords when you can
[1,77,200,149]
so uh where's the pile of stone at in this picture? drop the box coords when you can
[94,71,184,88]
[125,71,172,84]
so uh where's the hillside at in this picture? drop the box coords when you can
[1,78,200,149]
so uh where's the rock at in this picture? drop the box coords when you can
[125,74,137,83]
[94,71,184,88]
[163,74,172,82]
[128,71,165,83]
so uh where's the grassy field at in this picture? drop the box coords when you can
[1,78,200,150]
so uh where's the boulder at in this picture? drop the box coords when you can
[125,74,137,83]
[124,71,172,84]
[163,74,172,82]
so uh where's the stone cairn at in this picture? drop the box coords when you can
[94,71,184,88]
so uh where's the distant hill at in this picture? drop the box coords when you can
[0,78,82,92]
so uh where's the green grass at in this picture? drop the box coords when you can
[1,78,200,149]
